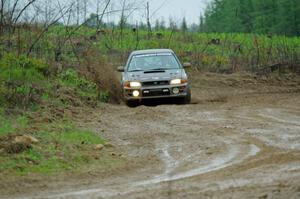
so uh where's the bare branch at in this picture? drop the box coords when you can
[0,0,6,31]
[57,0,80,63]
[13,0,38,25]
[10,0,20,22]
[68,7,139,37]
[97,0,111,31]
[27,2,73,56]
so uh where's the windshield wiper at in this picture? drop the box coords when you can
[148,67,178,71]
[128,69,144,72]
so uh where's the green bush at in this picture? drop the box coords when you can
[99,91,110,103]
[59,69,111,103]
[59,69,97,93]
[0,53,49,107]
[0,54,48,82]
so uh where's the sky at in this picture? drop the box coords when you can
[143,0,209,25]
[84,0,211,26]
[4,0,210,26]
[119,0,210,26]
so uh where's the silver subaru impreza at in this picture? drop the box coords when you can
[117,49,191,107]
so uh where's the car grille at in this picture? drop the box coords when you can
[142,81,169,87]
[142,89,170,97]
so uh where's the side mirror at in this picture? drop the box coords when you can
[117,66,125,72]
[183,62,192,68]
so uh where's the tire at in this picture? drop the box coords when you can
[179,89,191,104]
[125,100,139,107]
[185,90,192,104]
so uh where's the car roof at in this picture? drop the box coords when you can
[130,49,174,56]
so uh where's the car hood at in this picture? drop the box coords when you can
[124,69,185,82]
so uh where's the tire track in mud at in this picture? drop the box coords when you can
[26,106,264,199]
[19,97,300,199]
[134,140,260,186]
[235,107,300,150]
[36,138,261,199]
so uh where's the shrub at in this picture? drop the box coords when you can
[59,68,98,98]
[59,69,97,94]
[59,68,112,104]
[99,91,110,103]
[0,54,49,107]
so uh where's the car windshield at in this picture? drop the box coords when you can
[127,53,181,72]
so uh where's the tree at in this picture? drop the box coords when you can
[146,1,151,39]
[181,17,188,32]
[159,17,166,30]
[190,23,199,32]
[199,15,204,32]
[85,13,98,28]
[154,19,160,31]
[201,0,300,36]
[169,17,177,30]
[139,21,147,30]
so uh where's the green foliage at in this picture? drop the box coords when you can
[59,69,97,93]
[59,69,108,104]
[99,91,110,103]
[0,120,109,175]
[0,54,48,82]
[0,54,49,107]
[47,26,300,73]
[202,0,300,36]
[41,93,50,101]
[59,69,110,103]
[0,114,13,138]
[181,17,188,32]
[0,114,29,138]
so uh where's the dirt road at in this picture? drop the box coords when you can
[5,73,300,199]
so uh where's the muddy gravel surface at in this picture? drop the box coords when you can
[3,73,300,199]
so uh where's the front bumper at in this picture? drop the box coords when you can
[123,83,189,101]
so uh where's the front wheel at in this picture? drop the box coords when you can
[179,89,191,104]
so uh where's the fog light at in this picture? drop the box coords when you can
[133,90,140,97]
[172,88,180,94]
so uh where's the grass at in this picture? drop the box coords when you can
[0,52,110,109]
[0,112,121,176]
[0,110,29,137]
[0,117,13,138]
[0,57,110,177]
[59,69,98,97]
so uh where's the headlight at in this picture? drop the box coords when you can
[170,79,187,85]
[170,79,181,84]
[132,90,140,97]
[130,82,141,88]
[124,81,142,88]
